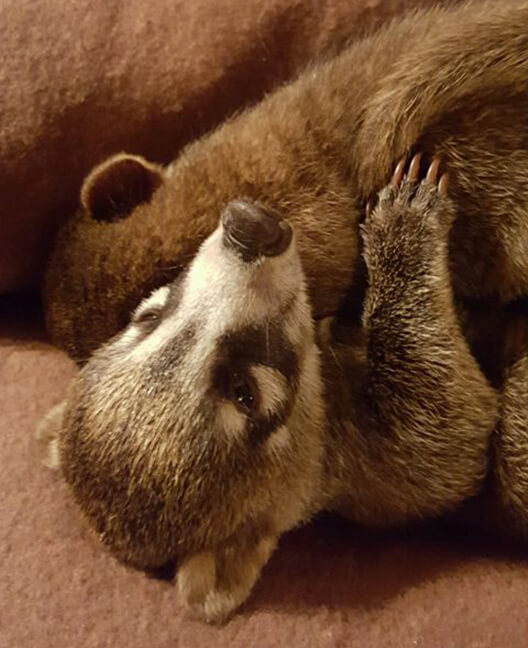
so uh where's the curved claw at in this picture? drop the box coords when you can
[366,196,376,217]
[438,172,449,196]
[408,153,422,182]
[390,157,406,188]
[426,158,441,184]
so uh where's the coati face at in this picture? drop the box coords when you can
[59,199,325,572]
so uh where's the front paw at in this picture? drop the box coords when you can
[361,154,454,277]
[177,536,277,623]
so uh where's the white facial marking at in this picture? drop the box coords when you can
[117,285,172,356]
[127,282,185,363]
[284,292,310,346]
[216,401,247,441]
[250,365,288,416]
[128,317,178,362]
[183,225,302,332]
[133,285,170,319]
[296,345,324,419]
[114,326,141,348]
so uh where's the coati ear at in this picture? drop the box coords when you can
[80,153,164,222]
[35,401,66,469]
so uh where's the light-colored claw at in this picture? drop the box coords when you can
[438,172,449,195]
[408,152,422,181]
[390,157,406,187]
[426,158,441,184]
[366,196,376,217]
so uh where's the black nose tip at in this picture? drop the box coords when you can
[221,200,292,262]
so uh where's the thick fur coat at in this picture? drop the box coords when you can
[39,0,527,623]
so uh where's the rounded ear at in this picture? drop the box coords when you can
[35,401,66,469]
[80,153,164,222]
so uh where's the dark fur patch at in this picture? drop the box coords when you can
[146,323,197,378]
[212,319,300,442]
[220,322,298,385]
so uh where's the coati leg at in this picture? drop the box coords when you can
[177,533,277,624]
[347,155,499,523]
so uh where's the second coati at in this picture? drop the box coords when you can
[43,0,528,363]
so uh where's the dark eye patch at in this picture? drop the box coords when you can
[212,366,259,414]
[219,322,298,380]
[212,321,300,443]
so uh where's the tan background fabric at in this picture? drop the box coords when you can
[1,294,528,647]
[2,0,451,294]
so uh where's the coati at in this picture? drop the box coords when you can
[38,0,527,623]
[39,158,526,622]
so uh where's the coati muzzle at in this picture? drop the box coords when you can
[221,200,293,262]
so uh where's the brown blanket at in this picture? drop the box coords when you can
[1,0,450,294]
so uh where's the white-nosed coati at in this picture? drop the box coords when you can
[39,0,527,623]
[39,156,526,622]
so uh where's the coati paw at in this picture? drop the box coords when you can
[362,154,454,273]
[177,536,277,623]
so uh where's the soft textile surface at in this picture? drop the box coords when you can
[1,0,452,294]
[1,295,528,648]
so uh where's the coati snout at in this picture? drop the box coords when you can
[222,200,293,261]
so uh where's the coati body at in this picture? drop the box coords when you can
[38,0,528,623]
[40,159,526,623]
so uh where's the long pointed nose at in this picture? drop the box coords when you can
[221,200,292,262]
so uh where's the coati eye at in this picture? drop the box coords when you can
[231,374,258,414]
[134,308,161,323]
[132,307,163,332]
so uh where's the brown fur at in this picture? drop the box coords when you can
[43,0,528,361]
[39,0,528,621]
[40,159,526,623]
[318,166,499,525]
